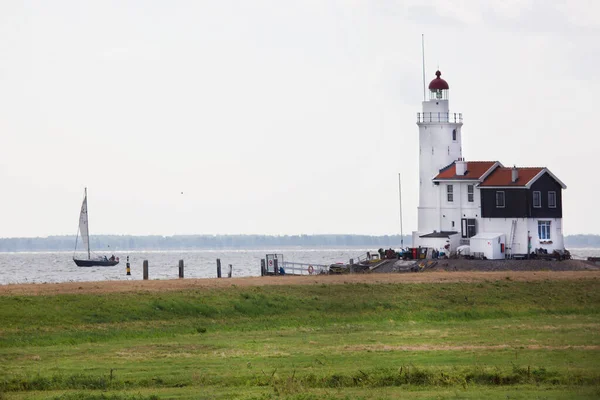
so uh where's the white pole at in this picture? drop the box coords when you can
[398,173,404,248]
[422,34,426,101]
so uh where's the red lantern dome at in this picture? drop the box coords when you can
[428,70,449,91]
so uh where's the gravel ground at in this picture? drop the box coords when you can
[373,258,599,273]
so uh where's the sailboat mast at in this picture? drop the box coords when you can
[85,187,90,260]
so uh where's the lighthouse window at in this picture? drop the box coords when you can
[467,185,474,202]
[538,221,551,240]
[496,191,505,208]
[447,185,454,202]
[548,191,556,208]
[452,129,457,141]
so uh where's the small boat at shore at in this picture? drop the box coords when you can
[73,188,119,267]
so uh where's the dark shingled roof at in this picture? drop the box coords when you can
[419,231,458,238]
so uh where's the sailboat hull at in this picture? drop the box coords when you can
[73,258,119,267]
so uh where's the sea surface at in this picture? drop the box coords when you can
[0,247,598,285]
[0,248,375,285]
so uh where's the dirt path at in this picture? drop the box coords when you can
[0,270,598,296]
[343,344,600,352]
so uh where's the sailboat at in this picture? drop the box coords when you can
[73,188,119,267]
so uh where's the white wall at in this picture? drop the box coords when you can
[416,181,481,237]
[470,234,506,260]
[438,182,481,233]
[526,218,565,252]
[417,237,449,252]
[479,217,565,255]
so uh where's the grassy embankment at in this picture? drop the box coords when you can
[1,277,599,399]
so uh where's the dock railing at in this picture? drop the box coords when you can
[353,252,374,264]
[280,261,329,276]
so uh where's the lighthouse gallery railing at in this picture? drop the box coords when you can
[417,112,463,123]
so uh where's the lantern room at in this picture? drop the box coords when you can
[428,70,449,100]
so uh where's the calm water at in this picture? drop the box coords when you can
[0,248,374,285]
[0,248,597,285]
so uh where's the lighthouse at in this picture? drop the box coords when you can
[415,71,463,241]
[410,70,567,259]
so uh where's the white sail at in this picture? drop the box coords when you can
[78,191,90,259]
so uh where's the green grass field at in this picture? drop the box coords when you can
[1,278,599,399]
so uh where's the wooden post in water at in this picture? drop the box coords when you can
[260,259,266,276]
[216,258,222,278]
[143,260,149,280]
[178,259,184,278]
[228,264,232,278]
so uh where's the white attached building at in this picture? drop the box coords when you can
[411,71,567,258]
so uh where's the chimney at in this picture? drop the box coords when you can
[455,157,466,176]
[511,166,519,182]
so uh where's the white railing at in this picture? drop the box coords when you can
[417,112,463,124]
[353,252,371,264]
[280,261,329,276]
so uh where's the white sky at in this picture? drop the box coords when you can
[0,0,598,237]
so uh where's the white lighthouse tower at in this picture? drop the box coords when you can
[413,71,463,245]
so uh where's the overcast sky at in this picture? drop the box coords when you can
[0,0,598,238]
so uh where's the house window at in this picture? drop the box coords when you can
[496,191,505,208]
[452,129,457,141]
[538,221,551,240]
[467,185,474,202]
[447,185,454,202]
[548,191,556,208]
[461,218,476,238]
[533,191,541,208]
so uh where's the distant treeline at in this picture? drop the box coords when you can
[0,234,412,252]
[0,234,598,252]
[564,234,600,248]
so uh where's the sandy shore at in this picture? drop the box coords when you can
[0,270,598,296]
